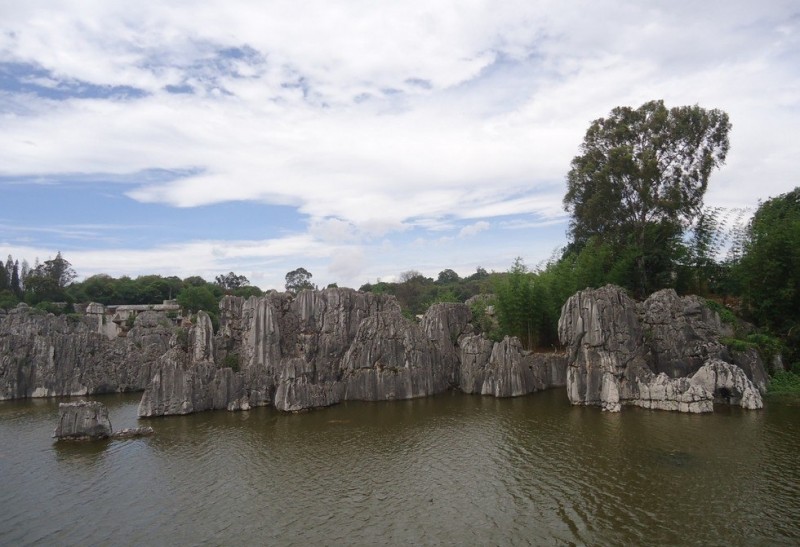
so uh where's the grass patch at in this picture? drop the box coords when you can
[705,299,737,324]
[766,371,800,404]
[722,332,784,371]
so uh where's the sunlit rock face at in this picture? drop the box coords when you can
[139,288,568,416]
[558,285,764,413]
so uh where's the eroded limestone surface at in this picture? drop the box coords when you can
[138,288,567,416]
[54,400,112,440]
[0,305,172,400]
[558,285,765,413]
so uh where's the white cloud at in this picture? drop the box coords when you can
[1,1,798,284]
[459,221,490,238]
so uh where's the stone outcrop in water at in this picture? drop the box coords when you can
[54,399,155,440]
[558,285,765,413]
[138,288,567,416]
[54,400,112,439]
[0,305,173,401]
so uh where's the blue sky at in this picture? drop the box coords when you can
[1,1,798,290]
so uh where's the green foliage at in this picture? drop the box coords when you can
[285,267,314,293]
[744,333,782,361]
[436,269,460,284]
[222,353,241,372]
[564,100,731,297]
[125,314,136,329]
[493,258,537,348]
[768,371,800,395]
[33,301,70,315]
[721,336,754,353]
[722,332,784,373]
[0,289,19,310]
[232,285,263,299]
[704,299,737,325]
[0,256,8,292]
[360,267,493,316]
[66,313,83,325]
[177,285,219,314]
[735,187,800,341]
[174,327,189,351]
[677,207,749,296]
[469,297,501,341]
[215,271,250,291]
[25,276,66,305]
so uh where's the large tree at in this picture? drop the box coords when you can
[215,271,250,291]
[564,100,731,295]
[285,267,314,293]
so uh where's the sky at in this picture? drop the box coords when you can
[1,1,798,291]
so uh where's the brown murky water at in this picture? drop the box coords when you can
[1,389,798,545]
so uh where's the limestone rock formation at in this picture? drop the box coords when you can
[55,400,155,440]
[0,304,172,400]
[54,400,112,440]
[559,285,764,413]
[642,289,728,377]
[559,285,646,411]
[458,335,566,397]
[138,311,241,416]
[340,309,444,401]
[421,302,474,385]
[140,288,406,416]
[690,359,763,409]
[138,288,568,416]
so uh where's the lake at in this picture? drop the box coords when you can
[1,389,798,545]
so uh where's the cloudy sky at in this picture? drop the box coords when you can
[1,1,798,290]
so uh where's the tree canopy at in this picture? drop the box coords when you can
[564,100,731,295]
[285,267,314,293]
[736,187,800,341]
[215,271,250,291]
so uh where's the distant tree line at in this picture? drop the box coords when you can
[0,256,264,329]
[359,267,492,317]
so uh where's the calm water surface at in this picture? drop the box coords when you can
[1,389,799,546]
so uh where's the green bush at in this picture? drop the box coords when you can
[705,299,737,325]
[34,301,65,315]
[66,313,83,325]
[722,332,784,372]
[174,327,189,351]
[768,371,800,394]
[721,336,755,353]
[222,353,240,372]
[745,333,783,367]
